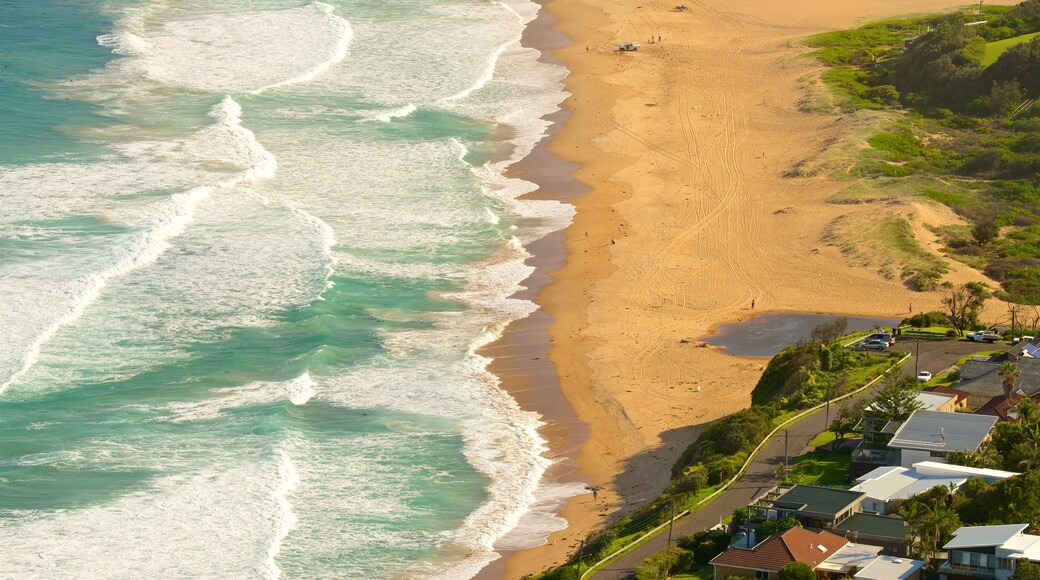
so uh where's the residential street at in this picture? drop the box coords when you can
[589,338,1009,579]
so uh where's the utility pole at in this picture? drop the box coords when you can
[667,503,676,547]
[784,428,789,471]
[576,539,585,579]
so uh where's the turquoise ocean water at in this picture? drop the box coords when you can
[0,1,577,577]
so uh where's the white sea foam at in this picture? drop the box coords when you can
[443,3,523,102]
[93,2,353,94]
[159,373,316,423]
[0,453,300,579]
[371,103,418,122]
[0,96,278,394]
[266,450,301,579]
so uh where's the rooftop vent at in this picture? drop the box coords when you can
[817,545,827,552]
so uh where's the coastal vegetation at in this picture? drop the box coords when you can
[804,0,1040,302]
[531,321,901,579]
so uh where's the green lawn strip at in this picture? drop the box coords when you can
[982,32,1040,66]
[808,429,837,447]
[782,450,852,486]
[671,566,713,580]
[899,325,953,338]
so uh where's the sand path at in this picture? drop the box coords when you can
[502,0,1014,576]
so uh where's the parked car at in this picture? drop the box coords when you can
[864,332,895,346]
[917,371,933,382]
[857,339,888,351]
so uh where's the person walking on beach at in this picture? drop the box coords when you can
[751,299,755,309]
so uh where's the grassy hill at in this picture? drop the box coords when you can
[983,31,1040,65]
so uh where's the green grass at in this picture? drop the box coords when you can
[672,567,714,580]
[899,326,953,337]
[781,450,852,486]
[982,32,1040,66]
[809,430,838,447]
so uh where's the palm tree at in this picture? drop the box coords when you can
[1000,361,1022,402]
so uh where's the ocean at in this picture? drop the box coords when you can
[0,0,577,577]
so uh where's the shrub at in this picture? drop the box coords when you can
[677,529,730,564]
[779,561,816,580]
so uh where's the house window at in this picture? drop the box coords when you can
[929,451,947,458]
[755,571,769,580]
[999,558,1013,570]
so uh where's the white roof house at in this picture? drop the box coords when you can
[854,554,925,579]
[912,461,1019,483]
[816,543,883,576]
[941,524,1040,580]
[888,410,997,467]
[851,466,964,515]
[851,462,1018,516]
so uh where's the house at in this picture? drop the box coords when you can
[752,485,866,529]
[887,410,997,467]
[939,524,1040,580]
[925,386,971,411]
[850,466,965,515]
[832,513,911,556]
[815,542,883,577]
[956,356,1040,409]
[916,391,959,412]
[974,391,1040,423]
[849,461,1017,515]
[709,526,848,579]
[854,554,925,579]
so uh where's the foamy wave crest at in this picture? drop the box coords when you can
[289,208,337,298]
[0,184,211,396]
[371,103,418,123]
[252,2,352,94]
[266,450,301,578]
[158,373,316,423]
[0,455,300,578]
[0,97,276,395]
[92,2,352,94]
[443,3,523,102]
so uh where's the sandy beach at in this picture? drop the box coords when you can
[493,0,1017,577]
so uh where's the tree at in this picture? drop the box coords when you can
[811,318,849,345]
[831,401,865,442]
[941,282,991,335]
[1012,558,1040,580]
[778,561,815,580]
[1001,361,1022,401]
[759,517,799,537]
[870,374,923,421]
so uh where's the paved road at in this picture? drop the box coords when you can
[590,338,1008,580]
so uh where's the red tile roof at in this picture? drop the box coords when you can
[710,526,848,572]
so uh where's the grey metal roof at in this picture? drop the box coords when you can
[833,513,908,540]
[944,524,1028,549]
[957,357,1040,398]
[888,410,997,453]
[772,485,865,517]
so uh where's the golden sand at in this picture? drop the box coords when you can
[499,0,1015,576]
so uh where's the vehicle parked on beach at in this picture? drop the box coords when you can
[966,330,1000,343]
[618,42,640,51]
[857,339,888,351]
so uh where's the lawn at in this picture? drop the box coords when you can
[782,450,851,486]
[672,567,713,580]
[808,430,837,448]
[982,32,1040,66]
